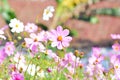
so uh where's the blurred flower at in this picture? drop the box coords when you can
[111,34,120,39]
[24,33,41,46]
[43,6,55,21]
[24,33,45,55]
[9,64,17,72]
[49,26,72,49]
[13,52,26,63]
[9,18,24,33]
[64,73,73,80]
[112,42,120,51]
[25,23,38,33]
[47,50,60,62]
[37,70,45,78]
[0,48,7,64]
[10,72,24,80]
[67,66,75,75]
[16,62,27,73]
[38,31,50,42]
[27,64,41,76]
[4,42,15,56]
[89,47,104,65]
[47,67,52,73]
[0,29,6,40]
[111,55,120,80]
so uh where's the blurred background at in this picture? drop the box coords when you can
[0,0,120,51]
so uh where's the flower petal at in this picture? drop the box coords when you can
[57,42,63,50]
[51,42,58,47]
[63,36,72,42]
[62,29,69,37]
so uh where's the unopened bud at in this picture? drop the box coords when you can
[74,50,79,57]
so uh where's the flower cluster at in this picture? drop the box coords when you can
[0,5,120,80]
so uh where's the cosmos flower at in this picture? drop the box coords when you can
[112,42,120,51]
[0,48,7,64]
[38,31,50,42]
[9,18,24,33]
[10,72,24,80]
[25,23,38,33]
[16,62,27,73]
[24,33,41,46]
[110,55,120,80]
[4,42,15,56]
[27,64,42,76]
[111,34,120,39]
[0,29,6,40]
[24,33,45,54]
[43,6,55,21]
[13,52,26,63]
[49,26,72,49]
[89,47,104,65]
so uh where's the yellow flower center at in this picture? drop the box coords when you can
[15,24,19,28]
[46,10,50,14]
[115,65,119,69]
[57,36,62,41]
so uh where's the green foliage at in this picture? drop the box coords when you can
[90,16,99,24]
[93,8,120,17]
[0,0,16,24]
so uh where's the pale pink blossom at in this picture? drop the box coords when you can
[111,34,120,39]
[25,23,38,33]
[4,42,15,56]
[0,48,7,64]
[49,26,72,49]
[112,43,120,51]
[10,72,24,80]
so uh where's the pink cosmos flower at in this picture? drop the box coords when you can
[4,42,15,56]
[25,23,38,33]
[112,42,120,51]
[38,31,50,42]
[24,33,41,46]
[89,47,104,64]
[0,48,7,64]
[47,50,60,62]
[24,33,45,55]
[111,34,120,39]
[13,52,26,63]
[67,66,75,75]
[49,26,72,49]
[58,52,81,70]
[110,55,120,80]
[10,72,24,80]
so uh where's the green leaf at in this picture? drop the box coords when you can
[90,16,99,24]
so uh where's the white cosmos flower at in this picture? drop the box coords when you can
[27,64,40,76]
[16,62,27,72]
[0,30,6,40]
[37,70,45,78]
[9,18,24,33]
[13,53,26,63]
[43,6,55,21]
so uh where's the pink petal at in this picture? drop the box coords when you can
[57,42,63,50]
[24,38,33,45]
[50,30,57,37]
[57,26,63,33]
[63,36,72,42]
[30,33,37,39]
[62,42,70,47]
[62,29,69,37]
[51,42,58,47]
